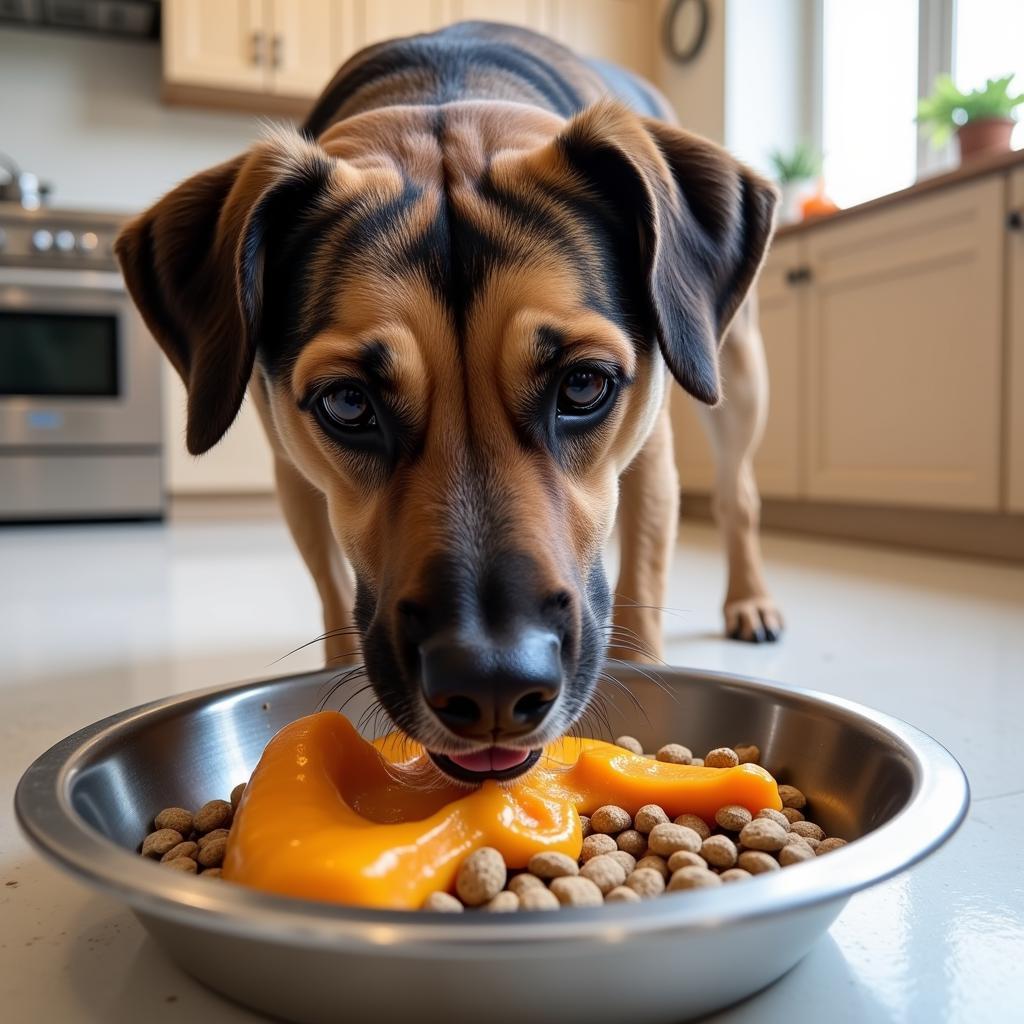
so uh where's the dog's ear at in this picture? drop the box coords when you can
[547,102,777,405]
[115,133,337,454]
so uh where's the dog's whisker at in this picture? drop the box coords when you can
[268,627,364,667]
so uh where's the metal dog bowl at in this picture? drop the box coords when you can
[16,666,967,1023]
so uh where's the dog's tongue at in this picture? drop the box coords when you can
[448,747,531,773]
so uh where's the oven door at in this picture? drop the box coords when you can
[0,267,161,448]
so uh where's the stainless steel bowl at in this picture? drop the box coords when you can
[16,666,968,1023]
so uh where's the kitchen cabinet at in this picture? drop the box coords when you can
[1008,167,1024,512]
[359,0,448,47]
[268,0,354,98]
[552,0,655,77]
[804,178,1003,510]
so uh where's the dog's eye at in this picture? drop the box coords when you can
[318,386,377,430]
[557,369,610,416]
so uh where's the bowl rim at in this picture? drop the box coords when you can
[14,666,969,952]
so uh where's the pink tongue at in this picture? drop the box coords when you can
[448,747,531,773]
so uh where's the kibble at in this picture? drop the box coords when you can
[756,808,791,831]
[608,850,637,875]
[700,835,738,869]
[656,743,692,764]
[528,851,578,879]
[520,887,560,911]
[635,855,669,879]
[230,783,246,810]
[634,804,669,834]
[648,823,702,857]
[778,785,807,810]
[737,850,780,874]
[591,805,632,834]
[162,856,198,873]
[194,799,232,834]
[456,847,506,906]
[201,867,223,879]
[791,820,825,842]
[666,850,706,872]
[615,829,647,857]
[625,867,665,898]
[154,807,193,834]
[817,837,848,855]
[779,841,815,866]
[423,891,463,912]
[508,873,546,897]
[605,885,641,904]
[614,735,644,755]
[781,806,805,824]
[197,835,228,868]
[482,891,520,913]
[579,814,592,839]
[197,828,230,849]
[141,828,183,859]
[720,868,752,883]
[738,818,788,853]
[673,813,711,841]
[160,841,198,863]
[705,747,740,769]
[580,854,627,894]
[667,866,721,891]
[580,833,617,861]
[715,805,752,832]
[550,875,603,907]
[734,744,761,764]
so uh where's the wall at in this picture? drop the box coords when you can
[0,27,270,212]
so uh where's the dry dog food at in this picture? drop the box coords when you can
[138,794,244,877]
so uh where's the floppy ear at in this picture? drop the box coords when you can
[115,133,337,454]
[551,102,778,405]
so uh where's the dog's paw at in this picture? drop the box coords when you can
[724,597,784,644]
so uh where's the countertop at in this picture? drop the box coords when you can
[2,518,1022,1022]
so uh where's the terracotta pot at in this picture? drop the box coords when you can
[956,118,1015,162]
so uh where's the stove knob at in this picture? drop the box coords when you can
[54,229,76,253]
[31,229,54,252]
[77,231,99,254]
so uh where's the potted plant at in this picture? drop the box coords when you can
[768,142,822,224]
[917,73,1023,163]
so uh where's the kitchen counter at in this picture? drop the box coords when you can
[2,518,1022,1022]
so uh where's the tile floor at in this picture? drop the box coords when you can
[1,516,1022,1021]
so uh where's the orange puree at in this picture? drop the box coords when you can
[222,712,780,909]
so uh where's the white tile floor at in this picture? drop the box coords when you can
[2,516,1022,1021]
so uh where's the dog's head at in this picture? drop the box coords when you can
[116,101,775,782]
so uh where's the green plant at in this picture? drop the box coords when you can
[767,142,822,184]
[917,73,1024,144]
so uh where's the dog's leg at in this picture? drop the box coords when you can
[613,398,679,663]
[695,296,783,642]
[250,381,358,666]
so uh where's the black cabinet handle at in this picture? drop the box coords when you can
[1008,210,1024,231]
[786,266,813,285]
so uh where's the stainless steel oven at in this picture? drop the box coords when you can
[0,204,163,521]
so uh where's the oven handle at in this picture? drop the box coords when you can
[0,266,127,293]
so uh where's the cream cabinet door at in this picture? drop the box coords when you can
[1008,168,1024,512]
[804,179,1004,510]
[269,0,354,98]
[163,0,269,91]
[358,0,450,47]
[450,0,552,32]
[670,237,803,498]
[552,0,655,75]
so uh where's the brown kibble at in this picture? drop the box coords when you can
[230,783,246,810]
[608,851,637,875]
[200,867,223,879]
[160,841,198,863]
[528,851,579,879]
[715,805,753,832]
[667,866,721,891]
[550,875,603,907]
[781,806,805,823]
[817,837,848,855]
[614,735,644,755]
[737,850,780,874]
[579,854,627,894]
[705,747,740,769]
[197,828,230,849]
[625,867,665,898]
[779,841,815,866]
[579,814,592,839]
[700,834,738,869]
[791,820,825,842]
[673,813,711,841]
[734,744,761,764]
[580,834,617,862]
[482,891,520,913]
[605,885,641,904]
[720,868,752,883]
[647,822,702,857]
[507,873,546,897]
[591,805,632,834]
[656,743,692,764]
[456,847,506,906]
[739,818,788,852]
[141,828,183,859]
[193,799,232,834]
[154,808,193,835]
[756,808,791,831]
[784,831,819,850]
[778,785,807,810]
[666,850,705,872]
[423,891,463,912]
[162,856,197,873]
[519,887,560,911]
[615,829,647,858]
[635,855,669,879]
[197,835,227,868]
[689,758,704,767]
[634,804,669,834]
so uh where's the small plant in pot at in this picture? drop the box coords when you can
[917,73,1023,163]
[768,143,822,224]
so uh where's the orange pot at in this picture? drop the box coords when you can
[956,118,1015,162]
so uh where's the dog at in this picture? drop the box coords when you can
[115,21,782,785]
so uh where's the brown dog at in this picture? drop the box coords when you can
[115,22,780,783]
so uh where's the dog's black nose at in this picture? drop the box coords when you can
[419,628,562,741]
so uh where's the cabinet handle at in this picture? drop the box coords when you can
[251,30,265,65]
[1008,210,1024,231]
[272,34,283,68]
[786,266,813,285]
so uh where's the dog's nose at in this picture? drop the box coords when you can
[419,628,562,741]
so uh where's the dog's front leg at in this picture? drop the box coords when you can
[612,399,679,663]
